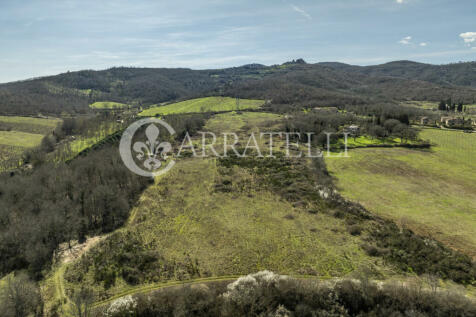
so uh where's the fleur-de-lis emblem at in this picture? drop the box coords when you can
[132,124,172,171]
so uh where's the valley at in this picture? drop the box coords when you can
[2,1,476,315]
[0,62,475,316]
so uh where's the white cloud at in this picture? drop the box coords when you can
[399,36,412,45]
[396,0,404,3]
[291,4,312,20]
[419,42,428,47]
[459,32,476,43]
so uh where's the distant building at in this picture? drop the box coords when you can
[440,116,465,127]
[420,117,430,125]
[440,116,452,123]
[344,125,360,135]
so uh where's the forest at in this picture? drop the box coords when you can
[1,60,476,116]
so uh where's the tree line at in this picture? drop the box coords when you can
[438,98,469,112]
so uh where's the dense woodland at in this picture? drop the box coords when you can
[0,145,150,278]
[1,60,476,116]
[320,60,476,87]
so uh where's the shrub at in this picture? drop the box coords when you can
[96,272,476,317]
[348,225,362,236]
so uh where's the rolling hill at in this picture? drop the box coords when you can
[1,60,476,116]
[319,60,476,88]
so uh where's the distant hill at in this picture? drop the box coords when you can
[1,60,476,115]
[318,60,476,87]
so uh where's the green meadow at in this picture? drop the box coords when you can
[0,116,62,170]
[139,97,264,116]
[90,101,128,109]
[0,130,45,148]
[0,115,61,134]
[334,135,418,150]
[400,100,439,110]
[326,128,476,258]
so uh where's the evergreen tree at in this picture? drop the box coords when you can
[78,219,88,244]
[446,98,452,111]
[438,100,446,111]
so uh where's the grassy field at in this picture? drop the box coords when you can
[59,112,387,302]
[400,100,438,110]
[465,104,476,115]
[326,128,476,258]
[139,97,264,116]
[90,101,128,109]
[334,135,418,150]
[0,130,44,148]
[0,116,61,170]
[62,159,377,299]
[204,111,282,136]
[0,115,61,134]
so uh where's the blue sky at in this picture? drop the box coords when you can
[0,0,475,83]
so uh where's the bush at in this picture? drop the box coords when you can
[96,272,476,317]
[348,225,362,236]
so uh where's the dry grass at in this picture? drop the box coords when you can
[327,128,476,258]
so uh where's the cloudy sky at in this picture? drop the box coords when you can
[0,0,475,82]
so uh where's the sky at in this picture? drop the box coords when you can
[0,0,475,83]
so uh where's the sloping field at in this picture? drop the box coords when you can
[0,115,61,134]
[0,130,44,148]
[139,97,264,116]
[0,116,61,170]
[90,101,128,109]
[400,100,438,110]
[61,112,385,301]
[326,128,476,258]
[63,159,377,298]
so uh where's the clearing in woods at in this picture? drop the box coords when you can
[0,115,61,134]
[0,116,62,170]
[138,97,264,116]
[89,101,129,109]
[0,130,44,148]
[326,128,476,259]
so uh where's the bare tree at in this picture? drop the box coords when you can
[424,274,440,293]
[70,287,94,317]
[0,273,43,317]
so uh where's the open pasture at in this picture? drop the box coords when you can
[89,101,128,109]
[0,115,61,134]
[326,128,476,258]
[139,97,264,116]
